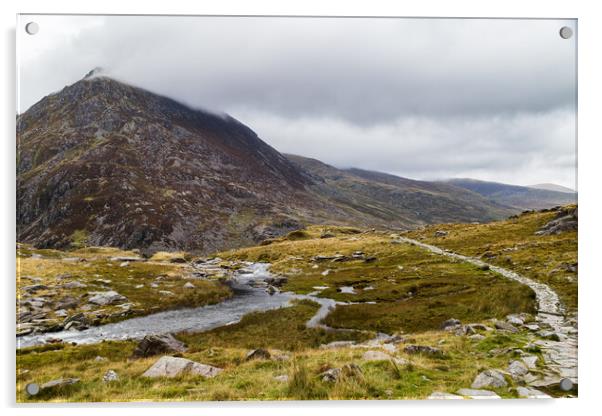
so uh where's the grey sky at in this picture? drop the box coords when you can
[17,15,577,188]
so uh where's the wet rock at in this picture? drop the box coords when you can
[441,318,461,330]
[245,348,271,361]
[403,345,443,356]
[132,334,187,358]
[266,285,278,295]
[507,360,529,380]
[471,369,507,389]
[103,370,119,382]
[88,291,128,306]
[456,388,501,399]
[428,391,463,400]
[142,356,222,378]
[40,377,79,390]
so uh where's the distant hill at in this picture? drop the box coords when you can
[16,73,526,253]
[444,178,577,210]
[529,183,576,193]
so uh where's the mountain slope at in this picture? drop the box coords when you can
[17,74,525,253]
[17,75,323,252]
[529,183,575,193]
[445,178,576,210]
[286,155,515,226]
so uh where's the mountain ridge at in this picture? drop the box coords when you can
[16,74,566,253]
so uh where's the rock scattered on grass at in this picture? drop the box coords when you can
[471,369,507,389]
[102,370,119,382]
[245,348,271,361]
[88,291,128,306]
[403,345,443,356]
[132,334,187,358]
[142,356,222,378]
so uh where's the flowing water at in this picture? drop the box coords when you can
[17,263,336,348]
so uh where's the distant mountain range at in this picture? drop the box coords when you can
[16,74,574,253]
[528,183,575,193]
[444,178,576,211]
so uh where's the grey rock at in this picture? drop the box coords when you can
[183,282,195,289]
[40,377,79,390]
[507,360,529,379]
[516,386,551,399]
[428,391,464,400]
[320,368,341,382]
[456,388,501,399]
[274,374,289,382]
[319,341,356,349]
[403,345,443,356]
[142,356,222,378]
[132,334,187,358]
[522,355,539,369]
[471,369,507,389]
[61,281,87,289]
[434,230,448,237]
[88,291,127,306]
[494,320,518,333]
[102,370,119,382]
[441,318,461,330]
[245,348,271,361]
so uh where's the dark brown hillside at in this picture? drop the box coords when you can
[17,73,524,254]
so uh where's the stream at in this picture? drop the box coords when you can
[17,263,337,348]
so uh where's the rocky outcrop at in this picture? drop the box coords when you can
[142,356,222,378]
[471,369,507,389]
[132,334,187,358]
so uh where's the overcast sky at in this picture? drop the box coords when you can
[17,15,577,189]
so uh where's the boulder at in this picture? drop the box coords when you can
[428,391,463,400]
[516,386,551,399]
[456,388,501,399]
[403,345,443,356]
[102,370,119,382]
[40,378,79,390]
[441,318,461,330]
[494,320,518,333]
[183,282,195,289]
[142,356,222,378]
[320,368,341,382]
[132,334,187,358]
[61,281,87,289]
[522,355,539,369]
[245,348,271,361]
[471,369,507,389]
[88,291,128,306]
[434,230,448,237]
[507,360,529,379]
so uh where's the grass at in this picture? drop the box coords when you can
[15,208,576,402]
[404,207,578,312]
[16,244,232,328]
[219,225,536,333]
[17,299,542,402]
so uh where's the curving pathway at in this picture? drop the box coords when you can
[396,237,577,385]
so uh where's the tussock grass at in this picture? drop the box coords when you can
[405,207,577,311]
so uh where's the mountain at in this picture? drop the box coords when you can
[17,73,522,253]
[286,155,515,226]
[445,178,577,210]
[529,183,576,193]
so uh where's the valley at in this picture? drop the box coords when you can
[17,207,577,401]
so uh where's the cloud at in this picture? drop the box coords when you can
[17,15,577,188]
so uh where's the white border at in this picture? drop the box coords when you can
[2,1,600,415]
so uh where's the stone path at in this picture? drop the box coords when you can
[396,237,578,386]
